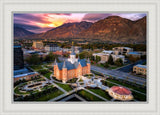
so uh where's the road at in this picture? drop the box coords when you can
[91,65,146,85]
[116,59,146,72]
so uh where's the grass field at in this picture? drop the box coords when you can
[44,72,52,79]
[55,82,73,92]
[35,89,63,101]
[14,87,30,95]
[88,88,112,100]
[77,90,104,101]
[132,91,146,101]
[101,80,115,87]
[106,79,146,93]
[30,65,43,71]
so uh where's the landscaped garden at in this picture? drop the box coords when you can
[132,91,146,101]
[101,80,115,87]
[15,87,63,101]
[87,88,112,100]
[54,82,73,92]
[66,78,78,83]
[44,72,52,79]
[30,65,43,71]
[77,90,103,101]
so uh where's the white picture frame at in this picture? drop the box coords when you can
[0,0,160,115]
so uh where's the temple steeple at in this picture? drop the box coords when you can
[87,57,90,63]
[69,42,76,64]
[53,59,57,65]
[62,60,67,68]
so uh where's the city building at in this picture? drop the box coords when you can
[127,51,146,58]
[52,50,68,56]
[74,46,82,54]
[133,64,147,75]
[53,45,91,83]
[112,47,133,55]
[44,43,60,52]
[93,50,125,63]
[14,45,24,70]
[108,86,133,101]
[14,71,39,82]
[32,41,44,49]
[111,54,125,63]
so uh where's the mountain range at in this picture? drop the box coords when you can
[14,26,35,37]
[14,16,146,43]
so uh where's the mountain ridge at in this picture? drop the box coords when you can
[14,16,146,43]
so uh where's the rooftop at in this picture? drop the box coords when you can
[128,52,141,55]
[14,45,21,48]
[102,50,113,54]
[14,68,32,76]
[14,72,38,78]
[134,64,146,69]
[57,59,87,70]
[110,86,131,95]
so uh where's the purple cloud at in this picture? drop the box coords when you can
[82,13,147,22]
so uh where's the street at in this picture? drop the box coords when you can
[91,65,146,85]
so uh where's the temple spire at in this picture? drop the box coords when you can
[62,60,67,68]
[53,59,57,65]
[87,57,90,63]
[70,42,76,55]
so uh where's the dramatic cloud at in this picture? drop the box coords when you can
[14,13,146,33]
[82,13,146,22]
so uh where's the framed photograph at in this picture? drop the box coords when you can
[0,0,159,115]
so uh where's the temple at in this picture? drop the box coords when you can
[53,44,91,83]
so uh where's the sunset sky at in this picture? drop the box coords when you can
[14,13,146,33]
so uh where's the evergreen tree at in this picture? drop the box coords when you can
[108,55,114,65]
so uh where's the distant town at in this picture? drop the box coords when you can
[14,39,146,102]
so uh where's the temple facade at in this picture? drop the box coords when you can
[53,46,91,83]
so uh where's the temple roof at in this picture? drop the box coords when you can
[57,59,87,70]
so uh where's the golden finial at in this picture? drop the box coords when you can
[72,41,74,46]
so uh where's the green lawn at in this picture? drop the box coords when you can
[30,65,43,71]
[14,87,30,95]
[35,89,63,101]
[66,78,78,83]
[101,80,115,87]
[132,91,146,101]
[106,79,146,93]
[41,85,54,91]
[77,90,103,101]
[88,88,112,100]
[55,82,73,92]
[44,72,52,79]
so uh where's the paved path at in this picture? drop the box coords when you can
[50,80,67,94]
[48,87,83,101]
[84,88,108,101]
[91,65,146,85]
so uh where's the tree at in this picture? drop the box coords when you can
[104,62,109,68]
[26,54,41,65]
[108,55,114,65]
[95,55,101,63]
[128,55,140,63]
[114,58,123,66]
[44,52,59,62]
